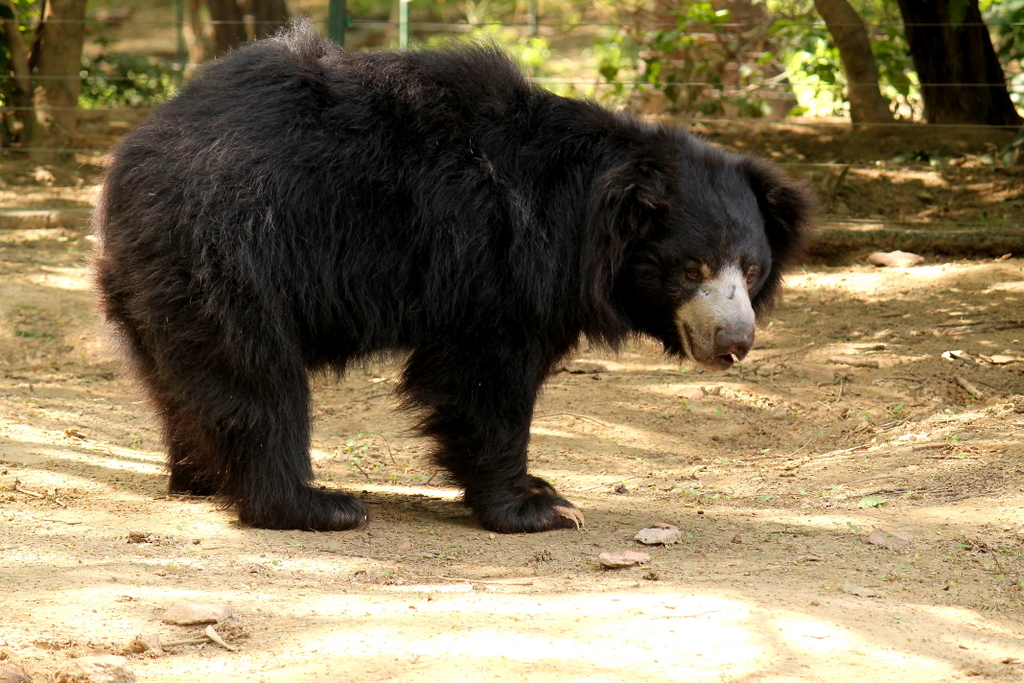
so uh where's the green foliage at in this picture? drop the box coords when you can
[426,24,553,79]
[79,52,177,108]
[594,1,782,116]
[0,0,38,105]
[984,0,1024,107]
[771,0,917,118]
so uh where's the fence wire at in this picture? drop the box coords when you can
[1,10,1022,158]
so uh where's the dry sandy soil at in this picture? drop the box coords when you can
[1,126,1024,682]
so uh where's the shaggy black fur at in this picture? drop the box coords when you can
[93,24,812,534]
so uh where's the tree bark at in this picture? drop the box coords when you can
[895,0,1022,126]
[250,0,289,40]
[1,0,34,145]
[207,0,247,56]
[27,0,88,158]
[185,0,209,64]
[812,0,894,124]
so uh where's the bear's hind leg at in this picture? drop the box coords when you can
[401,342,583,534]
[162,360,367,531]
[154,395,219,497]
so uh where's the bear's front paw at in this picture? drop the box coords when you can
[238,488,368,531]
[469,476,585,534]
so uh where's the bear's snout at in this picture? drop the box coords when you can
[714,323,754,361]
[675,265,756,370]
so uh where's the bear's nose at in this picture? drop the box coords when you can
[714,324,754,360]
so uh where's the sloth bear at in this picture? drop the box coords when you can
[93,24,812,534]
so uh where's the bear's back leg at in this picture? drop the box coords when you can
[100,292,367,530]
[96,288,221,496]
[154,354,368,531]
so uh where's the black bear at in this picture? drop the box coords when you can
[93,24,812,534]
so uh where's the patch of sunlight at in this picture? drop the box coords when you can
[787,266,955,298]
[985,281,1024,293]
[25,266,90,291]
[352,482,462,500]
[643,383,710,398]
[529,426,581,439]
[850,167,950,189]
[772,614,951,676]
[774,617,857,651]
[3,422,163,473]
[304,592,761,677]
[532,414,674,450]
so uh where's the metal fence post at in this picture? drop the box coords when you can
[175,0,187,73]
[399,0,410,49]
[329,0,347,48]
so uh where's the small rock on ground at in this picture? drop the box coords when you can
[635,524,682,545]
[867,250,924,267]
[598,550,651,568]
[161,601,233,625]
[54,656,135,683]
[0,662,31,683]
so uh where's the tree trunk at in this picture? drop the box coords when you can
[895,0,1022,126]
[250,0,289,40]
[207,0,247,56]
[0,0,34,145]
[28,0,88,158]
[185,0,209,65]
[812,0,894,124]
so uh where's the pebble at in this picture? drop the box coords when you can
[635,524,682,545]
[0,662,30,683]
[161,601,233,625]
[598,550,650,568]
[867,250,924,267]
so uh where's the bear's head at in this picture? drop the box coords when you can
[608,136,814,370]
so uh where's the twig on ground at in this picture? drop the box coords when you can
[751,342,815,362]
[351,461,373,483]
[534,412,613,428]
[829,355,880,368]
[204,625,239,652]
[376,433,398,467]
[955,375,983,399]
[912,442,952,451]
[580,477,636,491]
[433,576,534,586]
[13,479,45,499]
[814,443,871,460]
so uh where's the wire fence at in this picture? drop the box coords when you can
[1,8,1023,157]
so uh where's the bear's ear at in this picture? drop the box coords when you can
[741,157,815,315]
[594,155,678,239]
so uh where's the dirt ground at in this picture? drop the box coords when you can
[2,121,1024,682]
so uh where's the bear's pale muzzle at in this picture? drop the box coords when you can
[674,265,756,370]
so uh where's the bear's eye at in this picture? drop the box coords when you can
[745,266,758,287]
[684,266,702,282]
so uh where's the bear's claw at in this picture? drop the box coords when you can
[554,505,585,530]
